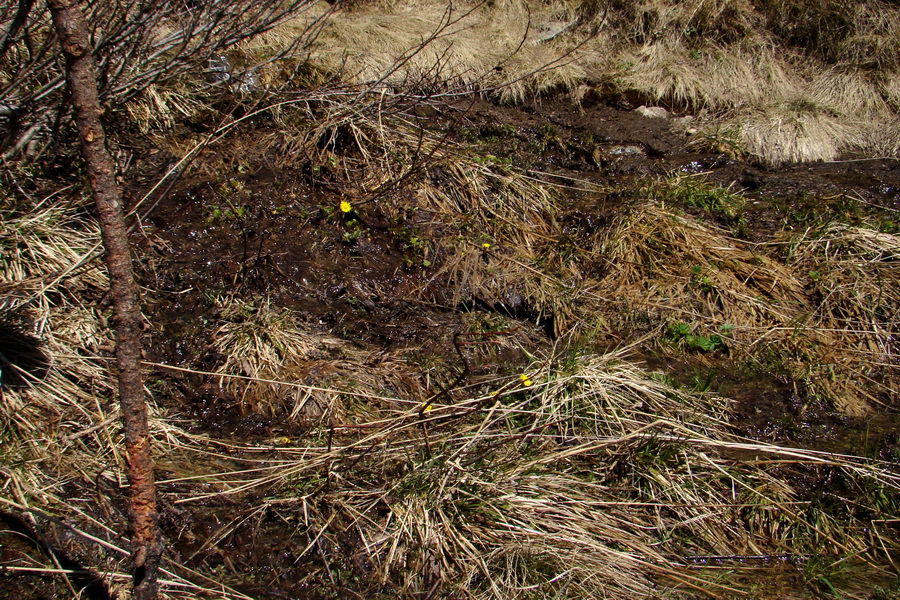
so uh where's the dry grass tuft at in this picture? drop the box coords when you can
[260,0,587,101]
[760,0,900,70]
[810,69,892,118]
[619,43,795,111]
[596,201,807,342]
[738,100,860,164]
[212,296,424,422]
[415,158,578,328]
[580,0,759,46]
[124,83,210,133]
[0,200,106,310]
[184,349,899,598]
[616,41,897,163]
[783,224,900,412]
[534,348,730,436]
[588,199,896,414]
[881,71,900,111]
[1,193,111,426]
[686,124,748,159]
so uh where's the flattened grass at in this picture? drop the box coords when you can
[175,350,899,599]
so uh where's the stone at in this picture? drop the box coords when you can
[635,105,669,119]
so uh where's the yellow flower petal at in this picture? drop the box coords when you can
[339,200,352,213]
[522,379,533,387]
[482,242,491,249]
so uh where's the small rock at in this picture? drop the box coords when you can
[635,105,669,119]
[607,145,645,156]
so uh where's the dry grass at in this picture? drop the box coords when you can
[583,198,897,415]
[276,0,587,101]
[411,156,613,335]
[4,1,900,596]
[124,83,211,134]
[618,42,795,112]
[418,160,557,289]
[614,41,898,163]
[100,0,899,163]
[0,198,106,310]
[759,0,900,70]
[212,295,425,422]
[738,101,859,165]
[257,0,898,162]
[168,349,899,599]
[782,224,900,413]
[0,191,264,599]
[68,0,896,164]
[597,0,900,162]
[0,192,111,427]
[596,202,808,341]
[579,0,759,45]
[3,177,898,597]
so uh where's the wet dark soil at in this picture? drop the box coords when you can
[119,91,900,598]
[0,513,114,600]
[140,91,899,431]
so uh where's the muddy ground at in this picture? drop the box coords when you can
[5,92,897,599]
[113,93,900,596]
[142,92,899,438]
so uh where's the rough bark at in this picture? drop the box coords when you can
[46,1,162,598]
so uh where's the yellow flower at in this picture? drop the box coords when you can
[420,401,433,412]
[519,374,533,387]
[339,200,352,213]
[481,242,491,249]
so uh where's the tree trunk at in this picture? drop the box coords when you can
[46,1,162,598]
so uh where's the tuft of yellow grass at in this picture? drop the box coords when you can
[212,295,425,422]
[738,100,860,164]
[0,202,106,309]
[782,224,900,414]
[596,202,808,337]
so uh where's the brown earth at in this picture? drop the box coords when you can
[7,92,897,599]
[141,91,899,436]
